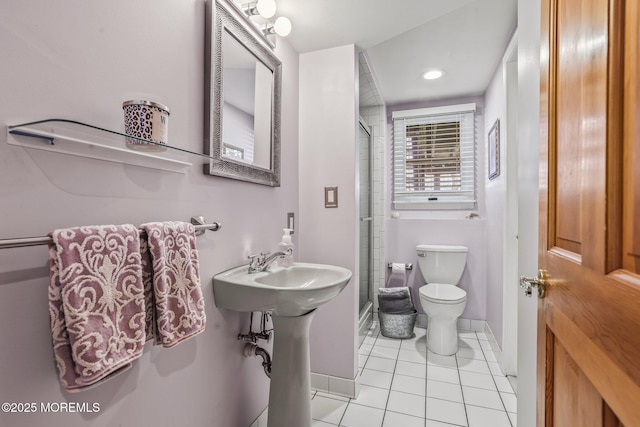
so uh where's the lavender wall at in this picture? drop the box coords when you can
[0,1,298,426]
[299,45,359,380]
[385,97,487,321]
[483,57,508,347]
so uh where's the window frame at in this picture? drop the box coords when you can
[392,103,476,210]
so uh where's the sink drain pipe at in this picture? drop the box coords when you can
[243,342,272,378]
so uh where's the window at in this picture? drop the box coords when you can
[392,103,476,209]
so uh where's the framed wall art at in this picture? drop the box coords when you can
[488,119,500,180]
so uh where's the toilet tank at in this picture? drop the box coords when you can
[416,245,468,285]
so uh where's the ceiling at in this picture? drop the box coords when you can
[276,0,517,106]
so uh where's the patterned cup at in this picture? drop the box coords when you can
[123,100,170,152]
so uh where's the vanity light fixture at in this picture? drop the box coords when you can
[422,69,444,80]
[242,0,275,19]
[239,0,292,40]
[255,0,276,18]
[267,16,292,37]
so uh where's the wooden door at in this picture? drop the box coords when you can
[538,0,640,426]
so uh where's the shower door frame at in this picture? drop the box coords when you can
[358,118,374,321]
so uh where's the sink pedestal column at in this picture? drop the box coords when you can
[267,310,316,427]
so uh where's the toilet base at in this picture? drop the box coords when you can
[426,317,459,355]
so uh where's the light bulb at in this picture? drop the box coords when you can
[273,16,292,37]
[422,70,444,80]
[255,0,276,19]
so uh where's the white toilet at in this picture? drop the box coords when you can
[416,244,468,355]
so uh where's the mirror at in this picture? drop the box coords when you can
[204,0,282,186]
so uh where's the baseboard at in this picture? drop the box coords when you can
[483,321,505,374]
[249,406,268,427]
[388,313,488,333]
[358,307,373,347]
[310,371,360,398]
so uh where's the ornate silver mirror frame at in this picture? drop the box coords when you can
[204,0,282,186]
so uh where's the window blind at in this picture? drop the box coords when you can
[393,105,476,209]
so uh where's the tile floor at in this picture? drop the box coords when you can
[310,323,516,427]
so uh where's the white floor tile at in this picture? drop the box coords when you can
[340,403,384,427]
[426,352,457,369]
[382,411,425,427]
[371,345,400,360]
[426,379,463,403]
[427,365,460,384]
[459,338,481,349]
[363,336,376,347]
[456,357,491,375]
[386,390,426,418]
[426,420,465,427]
[426,397,468,426]
[271,325,514,427]
[402,332,426,345]
[360,368,393,389]
[311,395,348,425]
[401,337,427,353]
[465,405,511,427]
[487,361,503,376]
[391,373,426,396]
[375,336,402,349]
[316,391,350,402]
[462,387,504,411]
[365,356,397,373]
[359,354,368,368]
[458,331,477,339]
[395,360,427,379]
[359,344,373,355]
[475,332,491,341]
[500,392,517,413]
[349,384,389,409]
[479,340,493,352]
[459,371,497,391]
[456,347,486,361]
[493,376,513,394]
[398,348,427,364]
[483,350,498,363]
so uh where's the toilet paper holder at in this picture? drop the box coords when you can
[387,263,413,270]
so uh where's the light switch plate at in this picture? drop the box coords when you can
[325,186,338,208]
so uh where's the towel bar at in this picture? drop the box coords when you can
[0,216,221,250]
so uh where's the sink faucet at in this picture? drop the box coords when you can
[248,249,293,273]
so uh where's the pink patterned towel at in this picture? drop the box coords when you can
[140,221,206,347]
[48,225,146,393]
[140,236,157,343]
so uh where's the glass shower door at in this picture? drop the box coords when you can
[359,122,373,313]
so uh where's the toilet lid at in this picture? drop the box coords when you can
[420,283,467,304]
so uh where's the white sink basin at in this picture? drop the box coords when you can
[213,262,352,317]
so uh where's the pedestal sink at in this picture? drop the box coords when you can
[213,262,352,427]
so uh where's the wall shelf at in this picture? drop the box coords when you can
[7,119,213,173]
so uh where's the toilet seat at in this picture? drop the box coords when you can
[420,283,466,304]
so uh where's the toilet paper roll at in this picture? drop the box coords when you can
[386,263,408,287]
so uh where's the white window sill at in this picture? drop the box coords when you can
[393,200,476,210]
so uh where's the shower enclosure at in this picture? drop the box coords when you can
[358,119,373,319]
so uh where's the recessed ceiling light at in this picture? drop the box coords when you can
[422,70,444,80]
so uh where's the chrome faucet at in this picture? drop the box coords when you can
[248,249,293,273]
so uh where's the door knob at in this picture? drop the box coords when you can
[519,269,549,298]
